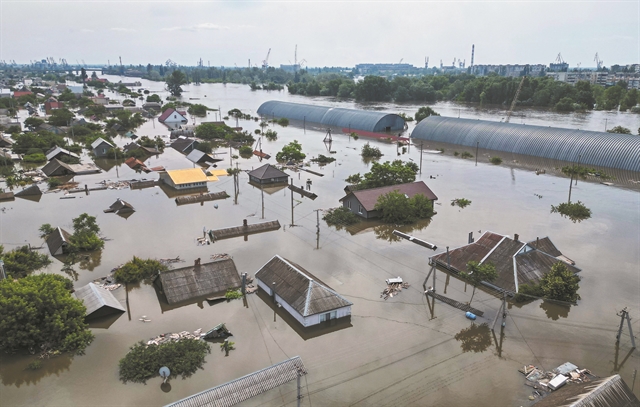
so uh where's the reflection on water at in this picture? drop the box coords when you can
[0,353,73,387]
[87,312,124,329]
[539,301,571,320]
[454,323,492,353]
[373,218,432,243]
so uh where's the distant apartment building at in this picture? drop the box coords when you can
[546,71,639,89]
[355,63,415,74]
[470,64,546,77]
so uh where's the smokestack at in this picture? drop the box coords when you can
[514,234,519,242]
[536,237,539,249]
[471,44,475,67]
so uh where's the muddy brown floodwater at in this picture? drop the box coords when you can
[1,77,639,407]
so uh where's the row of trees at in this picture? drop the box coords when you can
[287,73,639,112]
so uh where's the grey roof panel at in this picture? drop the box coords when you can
[73,282,125,317]
[257,101,405,132]
[411,116,640,172]
[248,164,289,180]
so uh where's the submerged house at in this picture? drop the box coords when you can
[104,198,135,215]
[45,227,72,256]
[429,232,580,294]
[159,168,217,190]
[170,137,199,155]
[42,158,75,177]
[532,374,639,407]
[157,258,241,304]
[186,149,223,166]
[158,108,188,125]
[255,255,353,327]
[45,146,80,162]
[91,137,114,158]
[73,283,126,319]
[248,164,289,186]
[123,142,160,156]
[339,181,438,219]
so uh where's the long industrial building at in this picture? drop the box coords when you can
[411,116,640,172]
[257,101,405,133]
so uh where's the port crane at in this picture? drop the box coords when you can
[594,53,603,71]
[262,48,271,70]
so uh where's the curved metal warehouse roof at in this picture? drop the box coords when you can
[257,101,405,133]
[411,116,640,172]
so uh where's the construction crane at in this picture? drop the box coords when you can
[425,57,429,69]
[555,53,565,64]
[399,58,404,64]
[262,48,271,70]
[594,53,603,70]
[505,76,525,123]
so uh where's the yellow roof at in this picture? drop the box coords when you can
[167,168,209,184]
[208,169,228,177]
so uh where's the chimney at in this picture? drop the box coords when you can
[536,237,539,249]
[272,282,277,303]
[194,258,201,267]
[514,234,519,242]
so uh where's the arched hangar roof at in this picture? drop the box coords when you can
[410,116,640,172]
[257,101,405,133]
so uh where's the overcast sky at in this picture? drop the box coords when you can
[1,0,638,68]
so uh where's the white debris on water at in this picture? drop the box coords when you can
[146,329,204,346]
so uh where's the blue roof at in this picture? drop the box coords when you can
[411,116,640,172]
[257,101,405,132]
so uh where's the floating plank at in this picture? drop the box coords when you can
[130,180,160,190]
[209,220,281,241]
[301,168,324,177]
[175,191,229,206]
[426,291,484,316]
[253,150,271,159]
[393,230,437,250]
[288,184,317,200]
[165,356,307,407]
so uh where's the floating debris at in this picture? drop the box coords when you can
[210,253,230,260]
[147,329,203,346]
[518,362,594,400]
[159,256,182,264]
[381,279,410,300]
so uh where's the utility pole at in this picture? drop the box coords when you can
[296,368,303,407]
[290,179,295,227]
[616,307,636,349]
[475,141,479,166]
[261,185,264,219]
[314,209,321,249]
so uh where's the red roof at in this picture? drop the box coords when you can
[13,91,33,98]
[158,108,175,123]
[340,181,438,212]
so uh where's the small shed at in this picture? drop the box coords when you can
[91,137,114,158]
[73,283,126,319]
[339,181,438,219]
[157,258,242,304]
[171,137,199,155]
[0,135,13,148]
[248,164,289,186]
[123,142,160,156]
[45,227,72,256]
[255,255,353,327]
[45,146,80,162]
[42,158,75,177]
[186,149,223,165]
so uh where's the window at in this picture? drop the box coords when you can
[346,200,351,209]
[358,204,364,214]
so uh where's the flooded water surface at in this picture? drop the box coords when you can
[1,78,638,406]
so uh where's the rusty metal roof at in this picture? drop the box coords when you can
[527,237,562,257]
[340,181,438,212]
[431,232,505,273]
[255,255,352,317]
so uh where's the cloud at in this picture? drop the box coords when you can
[161,23,228,32]
[110,27,136,32]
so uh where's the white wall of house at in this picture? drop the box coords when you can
[256,278,352,327]
[164,113,188,124]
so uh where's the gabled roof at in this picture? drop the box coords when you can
[527,237,562,257]
[186,149,223,164]
[158,108,187,123]
[108,198,134,214]
[45,227,72,256]
[532,374,639,407]
[15,184,42,197]
[430,232,581,293]
[255,255,352,316]
[170,137,196,153]
[90,137,114,150]
[248,164,288,180]
[340,181,438,212]
[73,282,125,318]
[158,258,241,304]
[45,146,80,161]
[42,158,74,177]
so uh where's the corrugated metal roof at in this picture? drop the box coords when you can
[45,227,72,256]
[410,116,640,172]
[340,181,438,212]
[41,158,75,177]
[532,374,640,407]
[255,255,352,317]
[527,237,562,257]
[248,164,289,180]
[257,101,405,132]
[166,168,209,185]
[45,146,80,161]
[73,282,125,317]
[159,258,241,304]
[90,137,114,150]
[165,356,307,407]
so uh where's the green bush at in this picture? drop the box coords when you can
[276,140,305,162]
[451,198,472,208]
[374,191,435,224]
[311,154,336,164]
[489,156,502,165]
[277,118,289,127]
[550,201,592,223]
[22,153,47,163]
[118,339,211,384]
[225,289,242,300]
[461,151,473,159]
[47,178,62,189]
[0,245,51,279]
[361,143,383,159]
[323,207,360,229]
[265,129,278,141]
[113,257,167,285]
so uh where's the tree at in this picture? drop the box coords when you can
[350,160,419,190]
[539,262,581,303]
[24,117,44,129]
[607,126,632,134]
[462,261,497,304]
[0,245,51,279]
[195,122,234,140]
[187,104,208,116]
[374,191,435,224]
[47,108,74,127]
[354,76,391,101]
[0,274,94,354]
[146,94,161,103]
[68,213,104,252]
[414,106,440,122]
[166,70,187,96]
[361,143,383,159]
[113,257,167,285]
[550,201,591,223]
[276,140,306,162]
[454,323,492,353]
